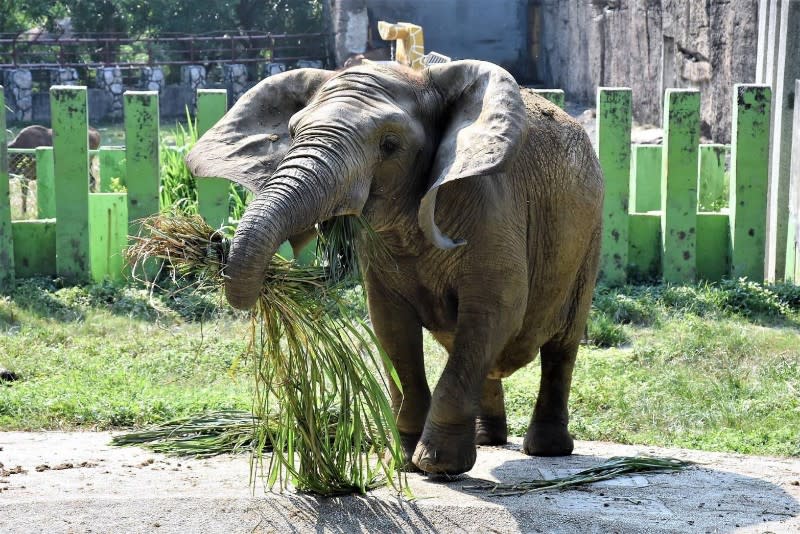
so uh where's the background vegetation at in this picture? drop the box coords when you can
[0,1,323,36]
[2,278,798,457]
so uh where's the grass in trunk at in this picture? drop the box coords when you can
[125,214,406,496]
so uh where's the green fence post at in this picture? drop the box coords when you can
[196,89,230,229]
[787,79,800,283]
[89,193,129,281]
[36,147,56,218]
[0,87,14,291]
[51,85,91,282]
[597,87,632,285]
[13,220,57,277]
[698,144,728,212]
[627,213,661,281]
[125,91,160,235]
[661,89,700,284]
[729,84,771,281]
[630,144,662,213]
[696,213,730,281]
[98,147,126,192]
[532,89,565,109]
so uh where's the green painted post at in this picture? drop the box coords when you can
[0,88,13,291]
[630,144,662,213]
[12,220,57,277]
[125,91,160,235]
[98,147,126,192]
[784,79,800,283]
[89,193,129,281]
[36,147,56,218]
[51,85,90,282]
[661,89,700,284]
[698,144,728,212]
[196,89,230,229]
[532,89,565,109]
[696,213,730,281]
[729,84,771,281]
[627,213,661,282]
[596,87,632,285]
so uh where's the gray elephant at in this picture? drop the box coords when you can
[186,60,604,475]
[8,125,101,213]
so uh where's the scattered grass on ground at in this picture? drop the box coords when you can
[1,277,799,457]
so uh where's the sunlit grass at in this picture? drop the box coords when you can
[1,277,798,458]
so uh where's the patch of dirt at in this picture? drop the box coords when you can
[0,463,27,476]
[36,461,98,472]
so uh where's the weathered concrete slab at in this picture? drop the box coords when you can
[1,432,798,533]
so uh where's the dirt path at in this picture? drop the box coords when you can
[1,431,798,533]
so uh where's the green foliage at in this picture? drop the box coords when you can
[159,113,248,221]
[2,1,324,35]
[718,277,791,317]
[587,312,629,348]
[160,119,199,216]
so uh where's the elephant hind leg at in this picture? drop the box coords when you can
[475,377,508,445]
[522,339,578,456]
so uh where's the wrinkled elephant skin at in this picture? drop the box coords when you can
[186,61,604,475]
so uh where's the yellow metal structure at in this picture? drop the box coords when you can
[377,21,425,70]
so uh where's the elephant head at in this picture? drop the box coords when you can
[186,60,527,310]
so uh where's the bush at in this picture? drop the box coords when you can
[718,278,790,318]
[587,312,629,348]
[593,288,658,326]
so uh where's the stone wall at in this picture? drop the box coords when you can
[1,59,324,124]
[534,0,759,142]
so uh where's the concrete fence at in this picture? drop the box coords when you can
[596,84,790,285]
[0,84,797,292]
[0,85,231,290]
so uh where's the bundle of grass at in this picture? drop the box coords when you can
[110,410,258,458]
[126,214,406,496]
[463,456,692,496]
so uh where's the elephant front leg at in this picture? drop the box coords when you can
[364,277,430,470]
[523,340,578,456]
[475,378,508,445]
[413,312,511,475]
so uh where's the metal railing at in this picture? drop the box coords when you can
[0,31,331,69]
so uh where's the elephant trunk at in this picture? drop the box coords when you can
[224,143,343,310]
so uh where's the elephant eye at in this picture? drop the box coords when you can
[379,134,401,157]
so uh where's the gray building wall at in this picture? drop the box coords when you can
[366,0,533,80]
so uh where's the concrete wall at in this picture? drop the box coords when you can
[535,0,759,142]
[366,0,533,80]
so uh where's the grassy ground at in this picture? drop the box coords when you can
[1,277,799,457]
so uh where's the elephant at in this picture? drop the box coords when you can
[8,125,101,213]
[186,60,604,475]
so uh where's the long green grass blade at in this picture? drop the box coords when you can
[463,456,691,496]
[125,214,408,496]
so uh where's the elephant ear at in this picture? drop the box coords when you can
[421,60,527,249]
[185,68,335,193]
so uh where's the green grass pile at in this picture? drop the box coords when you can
[125,214,405,496]
[464,456,692,496]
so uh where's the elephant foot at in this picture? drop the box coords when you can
[523,421,574,456]
[412,421,477,475]
[387,432,422,472]
[475,415,508,446]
